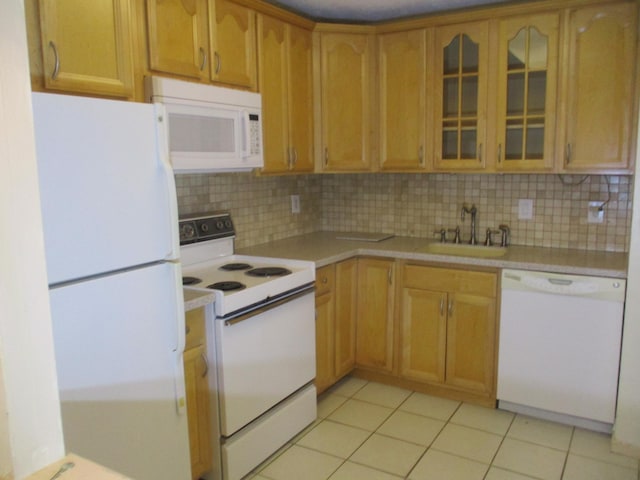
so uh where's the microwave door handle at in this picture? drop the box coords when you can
[241,110,250,158]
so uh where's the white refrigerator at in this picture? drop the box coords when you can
[32,92,192,480]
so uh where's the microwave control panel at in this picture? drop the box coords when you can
[249,113,261,155]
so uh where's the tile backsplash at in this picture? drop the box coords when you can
[176,173,322,249]
[176,172,633,252]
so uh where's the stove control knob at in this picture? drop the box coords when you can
[216,220,224,230]
[224,219,232,228]
[180,223,195,239]
[201,223,209,233]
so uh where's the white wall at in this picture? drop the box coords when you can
[0,0,65,477]
[613,121,640,456]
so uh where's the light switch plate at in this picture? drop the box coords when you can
[588,201,604,224]
[518,199,534,220]
[291,195,300,214]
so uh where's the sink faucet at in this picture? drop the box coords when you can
[461,203,478,245]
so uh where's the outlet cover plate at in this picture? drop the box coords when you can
[291,195,300,214]
[518,199,534,220]
[588,201,604,224]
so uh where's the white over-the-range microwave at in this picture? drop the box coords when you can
[146,76,263,173]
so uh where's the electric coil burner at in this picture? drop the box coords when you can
[219,263,253,271]
[207,281,246,291]
[182,276,202,286]
[246,267,291,277]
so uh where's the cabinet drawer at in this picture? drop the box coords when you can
[315,264,335,296]
[185,307,206,350]
[404,265,497,297]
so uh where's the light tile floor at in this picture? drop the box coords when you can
[246,376,640,480]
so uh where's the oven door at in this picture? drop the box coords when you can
[215,288,315,436]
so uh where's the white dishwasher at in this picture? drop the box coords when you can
[498,269,626,431]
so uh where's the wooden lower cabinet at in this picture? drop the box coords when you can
[399,264,498,402]
[355,258,395,373]
[183,308,213,480]
[314,259,358,394]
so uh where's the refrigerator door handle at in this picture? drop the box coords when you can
[154,103,181,261]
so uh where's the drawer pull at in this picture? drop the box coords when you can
[49,41,60,80]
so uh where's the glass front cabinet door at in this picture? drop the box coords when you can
[434,22,488,171]
[496,14,559,172]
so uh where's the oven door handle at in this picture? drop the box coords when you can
[223,285,314,327]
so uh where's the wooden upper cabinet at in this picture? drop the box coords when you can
[287,25,315,172]
[378,29,430,171]
[259,15,289,173]
[146,0,210,80]
[433,21,489,171]
[211,0,257,90]
[560,2,638,173]
[320,32,374,172]
[259,16,313,173]
[495,14,559,172]
[37,0,134,97]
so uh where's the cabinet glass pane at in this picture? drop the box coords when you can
[507,72,525,115]
[507,29,526,70]
[502,25,550,163]
[526,123,544,159]
[443,128,458,159]
[461,35,479,73]
[460,128,477,159]
[527,71,546,114]
[443,36,460,74]
[506,119,524,160]
[461,77,478,116]
[443,78,459,117]
[528,27,548,70]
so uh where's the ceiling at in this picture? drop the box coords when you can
[263,0,518,22]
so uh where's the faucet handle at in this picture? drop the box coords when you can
[447,226,461,244]
[433,228,447,243]
[498,224,510,247]
[484,228,502,246]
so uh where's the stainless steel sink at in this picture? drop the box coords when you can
[419,243,507,258]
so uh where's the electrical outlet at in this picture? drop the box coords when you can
[518,199,534,220]
[290,195,300,214]
[588,201,604,224]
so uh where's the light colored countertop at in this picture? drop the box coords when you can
[183,288,215,312]
[26,454,130,479]
[238,232,629,278]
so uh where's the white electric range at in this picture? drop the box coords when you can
[179,212,317,480]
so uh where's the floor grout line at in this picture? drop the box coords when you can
[250,377,640,480]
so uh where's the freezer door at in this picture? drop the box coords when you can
[49,262,190,480]
[32,92,179,285]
